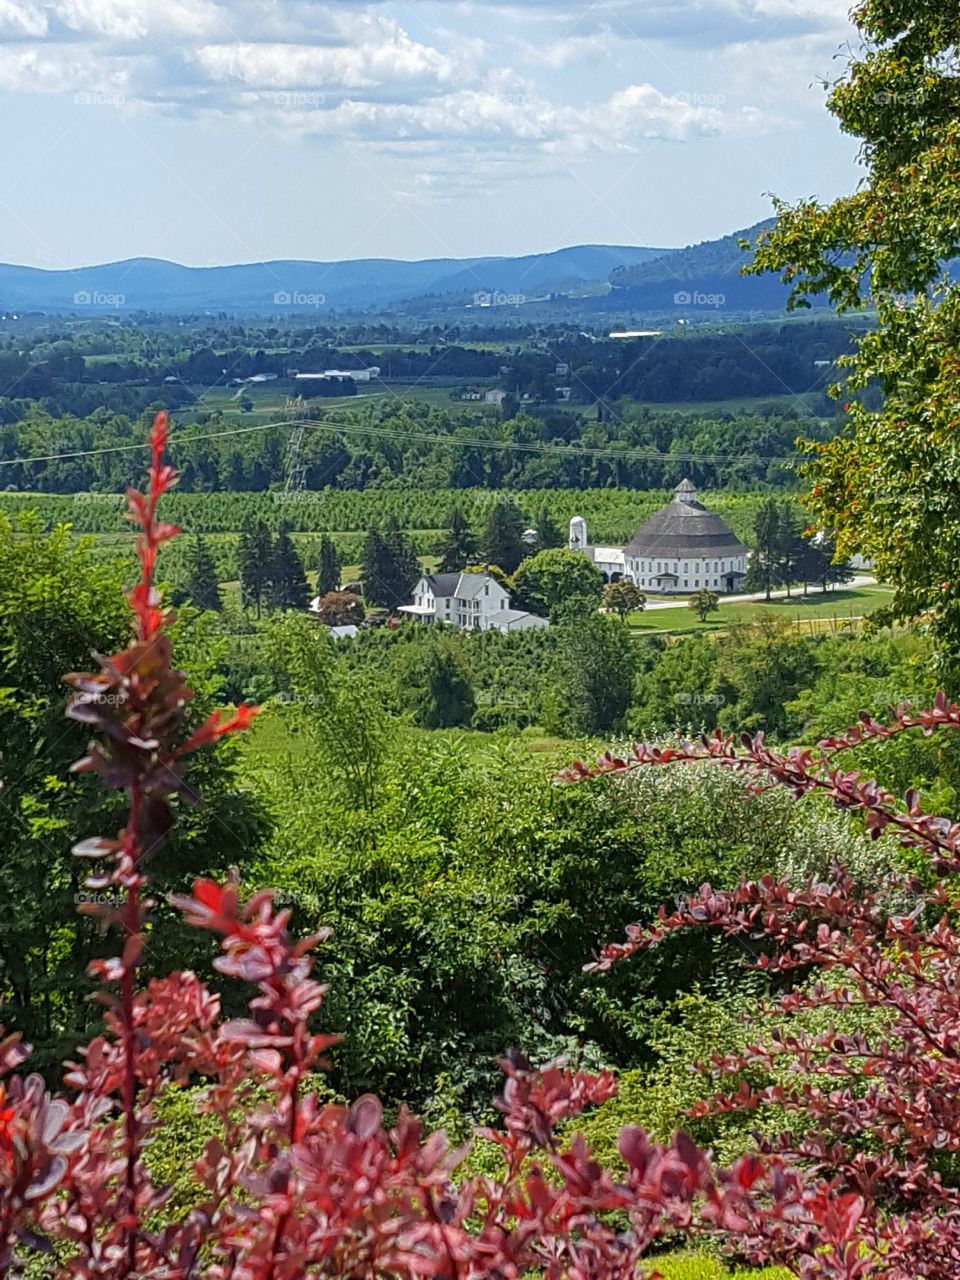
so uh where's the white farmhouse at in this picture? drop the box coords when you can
[398,571,549,634]
[569,479,748,595]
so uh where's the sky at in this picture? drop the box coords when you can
[0,0,860,268]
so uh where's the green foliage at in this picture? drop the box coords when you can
[534,505,564,551]
[689,589,719,622]
[742,498,783,599]
[649,1253,791,1280]
[545,614,638,735]
[361,516,420,609]
[263,612,390,814]
[268,524,309,612]
[174,534,222,612]
[0,516,267,1068]
[512,548,604,620]
[604,580,647,619]
[714,615,819,737]
[437,505,477,573]
[316,534,341,596]
[242,715,880,1113]
[238,519,272,617]
[743,2,960,682]
[399,632,476,729]
[480,500,527,574]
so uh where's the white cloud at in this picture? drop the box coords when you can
[305,82,773,151]
[0,0,809,196]
[52,0,224,40]
[0,41,134,93]
[193,31,461,93]
[522,31,615,70]
[0,0,47,36]
[468,0,851,47]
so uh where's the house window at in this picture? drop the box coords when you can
[683,580,688,587]
[485,584,489,595]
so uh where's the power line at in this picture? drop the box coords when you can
[0,412,802,471]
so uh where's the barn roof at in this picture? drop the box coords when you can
[624,483,746,559]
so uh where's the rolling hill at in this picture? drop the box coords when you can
[606,219,833,311]
[0,244,672,314]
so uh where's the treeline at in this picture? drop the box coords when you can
[505,321,866,404]
[0,401,819,493]
[2,323,855,416]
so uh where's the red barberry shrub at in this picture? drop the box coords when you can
[0,412,840,1279]
[562,711,960,1278]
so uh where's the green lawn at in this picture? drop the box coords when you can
[627,584,894,634]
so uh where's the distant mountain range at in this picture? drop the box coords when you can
[0,244,669,314]
[0,223,832,315]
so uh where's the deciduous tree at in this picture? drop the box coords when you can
[689,588,720,622]
[512,548,604,619]
[604,580,647,620]
[311,591,364,626]
[746,0,960,683]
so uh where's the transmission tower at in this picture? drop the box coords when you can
[284,409,308,495]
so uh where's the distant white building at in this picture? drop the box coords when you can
[398,571,549,634]
[570,479,749,595]
[294,367,380,386]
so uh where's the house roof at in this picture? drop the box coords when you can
[456,572,500,599]
[422,573,463,598]
[423,571,504,599]
[624,496,746,559]
[501,609,548,626]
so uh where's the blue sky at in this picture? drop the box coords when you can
[0,0,859,267]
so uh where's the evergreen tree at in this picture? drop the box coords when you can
[534,506,563,551]
[268,524,309,612]
[361,516,420,609]
[796,533,856,594]
[438,506,477,573]
[776,502,806,599]
[480,500,526,575]
[743,499,782,601]
[185,535,222,612]
[238,519,273,618]
[317,535,341,597]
